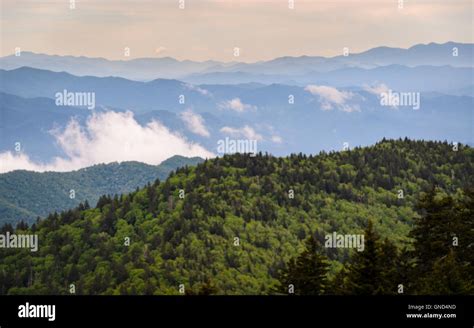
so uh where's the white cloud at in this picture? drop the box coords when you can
[179,109,210,137]
[363,83,390,95]
[305,85,359,113]
[0,110,213,173]
[185,83,211,96]
[363,83,398,109]
[219,98,256,112]
[220,125,263,141]
[155,46,167,55]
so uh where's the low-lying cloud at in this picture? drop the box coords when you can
[364,83,399,109]
[0,111,213,173]
[364,83,390,95]
[185,83,211,96]
[179,109,210,137]
[219,98,256,112]
[305,85,359,113]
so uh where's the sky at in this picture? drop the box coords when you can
[1,0,472,62]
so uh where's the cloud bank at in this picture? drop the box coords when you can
[0,111,213,173]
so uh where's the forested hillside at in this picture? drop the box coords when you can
[0,139,472,295]
[0,155,203,225]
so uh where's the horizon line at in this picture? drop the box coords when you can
[1,41,470,64]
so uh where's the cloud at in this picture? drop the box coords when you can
[0,111,213,173]
[305,85,359,113]
[364,83,390,95]
[220,125,263,141]
[219,123,282,144]
[155,46,167,55]
[219,98,256,112]
[185,83,211,96]
[179,109,210,137]
[363,83,398,109]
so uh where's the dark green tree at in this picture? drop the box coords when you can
[277,236,330,295]
[345,220,382,294]
[411,188,474,294]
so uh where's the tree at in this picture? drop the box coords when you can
[410,188,474,294]
[345,221,400,295]
[417,250,473,295]
[276,236,330,295]
[410,188,455,275]
[345,220,381,294]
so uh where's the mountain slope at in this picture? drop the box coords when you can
[0,155,203,225]
[0,139,471,295]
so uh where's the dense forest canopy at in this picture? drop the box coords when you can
[0,155,203,225]
[0,139,472,295]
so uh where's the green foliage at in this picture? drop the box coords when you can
[0,156,203,225]
[0,139,472,295]
[410,187,474,294]
[280,187,473,296]
[276,236,330,295]
[342,221,402,295]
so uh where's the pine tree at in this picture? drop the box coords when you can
[418,249,473,295]
[411,187,474,294]
[327,266,349,295]
[454,188,474,277]
[345,220,385,295]
[277,236,330,295]
[410,187,455,275]
[377,238,404,294]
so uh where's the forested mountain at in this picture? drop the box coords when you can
[0,139,472,295]
[0,155,203,225]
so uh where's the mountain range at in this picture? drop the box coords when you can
[1,42,472,82]
[0,41,472,182]
[1,67,472,163]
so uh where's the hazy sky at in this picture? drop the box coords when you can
[1,0,472,62]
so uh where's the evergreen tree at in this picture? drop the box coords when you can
[345,220,385,295]
[417,249,473,295]
[410,187,455,275]
[277,236,330,295]
[411,188,474,294]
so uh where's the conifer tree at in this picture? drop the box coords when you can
[411,188,474,294]
[345,220,384,295]
[410,188,455,275]
[277,236,330,295]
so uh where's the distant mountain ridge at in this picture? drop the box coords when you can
[1,65,472,114]
[1,72,472,164]
[0,42,471,81]
[0,155,204,225]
